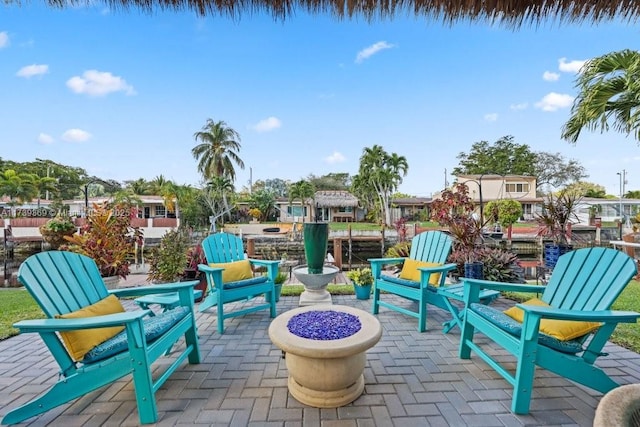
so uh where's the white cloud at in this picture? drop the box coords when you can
[355,41,395,63]
[510,102,528,111]
[61,128,92,142]
[252,116,282,132]
[325,151,346,164]
[16,64,49,78]
[66,70,136,96]
[484,113,498,122]
[535,92,574,112]
[543,71,560,81]
[37,133,54,144]
[0,31,9,49]
[558,57,586,73]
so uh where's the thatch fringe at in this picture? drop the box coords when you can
[35,0,640,26]
[315,190,359,208]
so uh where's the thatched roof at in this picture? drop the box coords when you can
[33,0,640,26]
[314,191,359,208]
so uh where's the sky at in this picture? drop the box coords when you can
[2,4,640,198]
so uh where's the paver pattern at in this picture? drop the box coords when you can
[1,284,639,426]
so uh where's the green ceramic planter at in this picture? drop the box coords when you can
[303,222,329,274]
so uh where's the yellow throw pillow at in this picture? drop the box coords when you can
[504,297,601,341]
[56,294,126,361]
[208,259,254,283]
[399,259,443,286]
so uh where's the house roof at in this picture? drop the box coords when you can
[392,197,431,205]
[38,0,640,26]
[314,191,359,208]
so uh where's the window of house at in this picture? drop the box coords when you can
[287,206,307,217]
[155,205,166,217]
[506,183,530,193]
[337,206,353,213]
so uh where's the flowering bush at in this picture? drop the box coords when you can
[430,182,482,262]
[248,208,261,220]
[63,202,142,279]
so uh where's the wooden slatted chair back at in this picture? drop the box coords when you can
[18,251,109,318]
[201,233,246,264]
[543,247,637,311]
[408,230,452,264]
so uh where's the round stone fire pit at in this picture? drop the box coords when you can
[268,305,382,408]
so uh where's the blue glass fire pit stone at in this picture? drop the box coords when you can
[287,310,362,340]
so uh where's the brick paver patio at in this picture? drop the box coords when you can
[1,289,639,426]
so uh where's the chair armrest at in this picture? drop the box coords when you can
[198,264,220,273]
[519,305,640,323]
[368,257,405,266]
[249,259,280,268]
[462,278,545,305]
[110,281,198,298]
[13,310,150,333]
[369,257,405,279]
[418,263,458,274]
[464,278,546,293]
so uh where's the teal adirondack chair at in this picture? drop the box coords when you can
[198,232,280,334]
[459,247,640,415]
[370,231,466,332]
[1,251,200,425]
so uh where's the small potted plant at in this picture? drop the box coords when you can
[40,214,76,249]
[274,271,288,302]
[536,189,580,268]
[346,267,374,300]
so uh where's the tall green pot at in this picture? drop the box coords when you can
[303,222,329,274]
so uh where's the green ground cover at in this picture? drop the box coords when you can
[0,289,45,340]
[2,281,639,353]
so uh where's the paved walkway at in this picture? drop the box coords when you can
[1,292,639,426]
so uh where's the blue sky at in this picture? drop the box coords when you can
[2,4,639,198]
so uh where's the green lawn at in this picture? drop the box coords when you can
[0,289,45,340]
[2,282,640,354]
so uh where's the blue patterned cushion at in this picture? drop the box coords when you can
[469,303,585,354]
[223,276,268,290]
[382,275,438,291]
[83,306,190,364]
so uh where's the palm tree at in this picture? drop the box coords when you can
[354,145,408,227]
[562,49,640,144]
[125,178,151,195]
[33,175,58,208]
[0,169,38,215]
[192,119,245,180]
[288,180,316,223]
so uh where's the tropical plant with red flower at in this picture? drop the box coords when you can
[63,201,142,279]
[430,182,482,262]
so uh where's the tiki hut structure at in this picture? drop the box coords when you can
[33,0,640,26]
[314,191,360,222]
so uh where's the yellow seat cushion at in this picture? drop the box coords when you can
[56,294,126,361]
[504,297,602,341]
[399,259,443,286]
[208,259,254,283]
